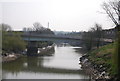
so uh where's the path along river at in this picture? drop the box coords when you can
[2,45,90,79]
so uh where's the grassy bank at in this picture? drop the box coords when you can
[87,42,117,77]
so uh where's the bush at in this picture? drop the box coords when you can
[2,31,26,53]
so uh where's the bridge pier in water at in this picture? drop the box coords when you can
[27,41,38,56]
[26,41,54,56]
[27,47,38,56]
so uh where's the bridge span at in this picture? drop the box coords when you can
[22,34,83,55]
[22,34,83,46]
[21,33,114,55]
[22,33,113,44]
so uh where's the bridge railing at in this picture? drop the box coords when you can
[22,33,82,40]
[22,33,114,43]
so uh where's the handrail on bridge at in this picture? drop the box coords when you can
[22,33,114,43]
[22,33,82,40]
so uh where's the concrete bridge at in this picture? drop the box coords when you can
[21,33,83,55]
[22,34,83,46]
[22,33,113,45]
[21,33,113,55]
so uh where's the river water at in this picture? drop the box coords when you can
[2,45,90,79]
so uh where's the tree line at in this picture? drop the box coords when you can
[102,0,120,80]
[23,22,54,35]
[83,0,120,80]
[82,23,103,51]
[1,23,26,54]
[23,22,54,48]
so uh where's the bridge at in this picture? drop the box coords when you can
[21,33,113,55]
[22,33,113,45]
[22,33,83,45]
[21,33,83,55]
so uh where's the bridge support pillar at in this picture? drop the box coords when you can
[27,41,38,56]
[27,47,38,56]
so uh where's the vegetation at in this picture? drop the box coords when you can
[1,23,26,54]
[82,23,103,50]
[23,22,54,48]
[102,0,119,26]
[102,0,120,79]
[23,22,54,35]
[88,42,116,76]
[84,1,120,79]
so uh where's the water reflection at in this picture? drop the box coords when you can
[2,45,89,79]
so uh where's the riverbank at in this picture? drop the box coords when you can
[80,43,117,81]
[80,54,111,81]
[2,53,21,63]
[2,45,55,62]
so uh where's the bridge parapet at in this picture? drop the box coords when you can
[22,33,114,44]
[22,33,82,40]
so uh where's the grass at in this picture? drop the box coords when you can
[88,42,117,76]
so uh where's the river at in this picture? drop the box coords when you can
[2,45,90,79]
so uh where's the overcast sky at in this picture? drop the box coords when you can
[0,0,114,31]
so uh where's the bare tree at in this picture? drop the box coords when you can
[83,23,102,50]
[33,22,45,31]
[102,0,120,26]
[23,27,27,32]
[94,23,102,48]
[1,23,12,31]
[102,0,120,80]
[83,30,94,50]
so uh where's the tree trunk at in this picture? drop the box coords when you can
[117,25,120,80]
[115,25,120,80]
